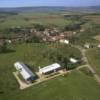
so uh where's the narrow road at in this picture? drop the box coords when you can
[76,64,88,70]
[13,70,68,90]
[72,45,100,83]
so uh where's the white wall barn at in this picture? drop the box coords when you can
[14,62,36,81]
[39,63,61,74]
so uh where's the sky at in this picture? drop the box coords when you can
[0,0,100,8]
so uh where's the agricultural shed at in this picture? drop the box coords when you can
[70,58,79,64]
[39,63,61,74]
[59,39,69,44]
[14,62,36,82]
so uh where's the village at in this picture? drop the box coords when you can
[0,24,100,49]
[2,1,100,100]
[8,26,81,89]
[0,24,100,90]
[0,26,73,43]
[2,25,97,90]
[0,1,100,99]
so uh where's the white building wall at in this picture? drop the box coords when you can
[14,62,34,80]
[39,63,61,74]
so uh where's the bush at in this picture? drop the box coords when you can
[32,35,42,43]
[0,42,8,53]
[64,23,81,31]
[33,24,45,31]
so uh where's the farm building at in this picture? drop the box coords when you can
[59,39,69,44]
[39,63,61,74]
[84,43,94,49]
[97,45,100,48]
[84,43,90,49]
[50,36,64,41]
[70,58,79,64]
[14,62,36,83]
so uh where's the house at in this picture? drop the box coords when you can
[43,29,50,37]
[97,45,100,48]
[63,31,74,37]
[48,35,65,42]
[60,33,65,37]
[59,39,69,44]
[70,58,79,64]
[53,28,59,33]
[39,63,61,74]
[73,32,76,34]
[80,28,85,32]
[84,43,90,49]
[5,39,12,44]
[84,43,94,49]
[14,62,36,83]
[42,37,47,42]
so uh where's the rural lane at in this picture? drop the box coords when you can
[72,45,100,83]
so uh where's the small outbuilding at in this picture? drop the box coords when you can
[97,45,100,48]
[14,62,36,83]
[39,63,61,74]
[6,39,12,44]
[59,39,69,44]
[84,43,90,49]
[69,58,79,64]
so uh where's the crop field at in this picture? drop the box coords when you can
[84,15,100,24]
[0,12,74,30]
[0,43,100,100]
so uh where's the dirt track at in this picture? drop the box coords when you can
[13,70,67,90]
[73,45,100,84]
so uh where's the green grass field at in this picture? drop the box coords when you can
[0,12,80,30]
[0,43,81,92]
[0,43,100,100]
[86,48,100,76]
[0,12,100,100]
[84,15,100,24]
[1,71,100,100]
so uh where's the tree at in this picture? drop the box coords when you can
[64,23,81,31]
[33,24,45,31]
[0,42,8,53]
[60,57,68,68]
[32,35,42,43]
[65,62,76,70]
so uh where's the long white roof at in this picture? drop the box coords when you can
[39,63,61,74]
[14,62,35,80]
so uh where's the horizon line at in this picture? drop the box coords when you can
[0,5,100,8]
